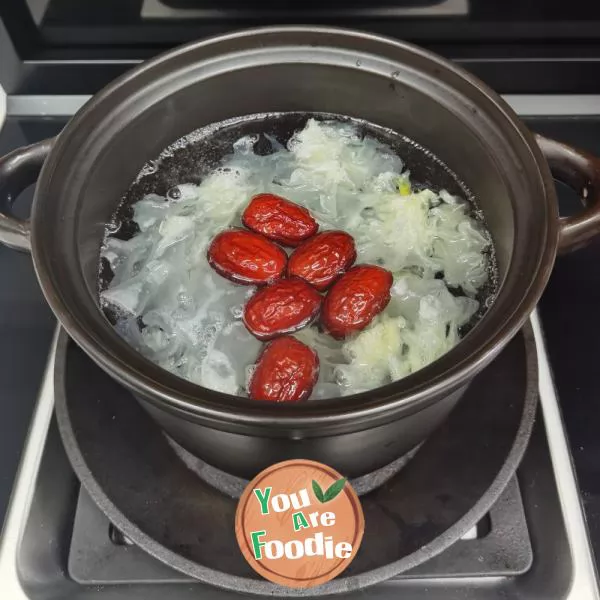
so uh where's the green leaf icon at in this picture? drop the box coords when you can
[312,480,325,503]
[312,477,347,503]
[323,477,347,502]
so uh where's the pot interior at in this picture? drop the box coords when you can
[32,29,554,419]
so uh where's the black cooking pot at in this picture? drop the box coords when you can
[2,28,599,479]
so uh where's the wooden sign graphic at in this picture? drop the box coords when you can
[235,459,364,588]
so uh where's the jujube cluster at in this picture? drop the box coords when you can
[207,193,392,402]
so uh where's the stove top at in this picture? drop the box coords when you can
[0,97,599,599]
[53,325,536,594]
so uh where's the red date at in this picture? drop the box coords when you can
[243,278,322,340]
[248,336,319,402]
[321,265,393,339]
[207,228,287,285]
[287,230,356,291]
[242,193,318,247]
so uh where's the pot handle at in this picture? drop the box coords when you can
[0,138,54,253]
[535,133,600,253]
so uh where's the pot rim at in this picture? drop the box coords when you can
[31,26,559,430]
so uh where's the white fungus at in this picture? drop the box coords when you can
[100,118,492,399]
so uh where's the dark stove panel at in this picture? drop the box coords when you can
[68,478,531,585]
